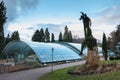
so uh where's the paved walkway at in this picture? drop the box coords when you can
[0,61,85,80]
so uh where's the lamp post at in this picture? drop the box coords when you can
[51,47,54,74]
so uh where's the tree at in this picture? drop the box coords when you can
[11,31,20,41]
[32,29,40,42]
[45,28,50,42]
[63,25,73,42]
[39,28,45,42]
[63,25,69,42]
[0,1,7,54]
[108,25,120,51]
[5,34,12,45]
[68,31,73,42]
[32,28,45,42]
[15,31,20,40]
[51,33,55,42]
[58,32,63,42]
[102,33,108,60]
[108,31,116,50]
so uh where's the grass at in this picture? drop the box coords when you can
[38,60,120,80]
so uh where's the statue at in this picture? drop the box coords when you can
[79,12,91,38]
[79,12,93,54]
[79,12,99,66]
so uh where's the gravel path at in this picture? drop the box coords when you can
[0,61,85,80]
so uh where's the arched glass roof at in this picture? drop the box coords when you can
[2,41,82,63]
[68,43,103,56]
[25,41,81,63]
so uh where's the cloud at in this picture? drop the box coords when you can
[4,0,39,22]
[25,23,65,33]
[1,0,39,37]
[7,22,66,41]
[91,5,120,40]
[95,5,120,25]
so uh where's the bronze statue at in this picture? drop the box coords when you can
[79,12,99,66]
[79,12,91,38]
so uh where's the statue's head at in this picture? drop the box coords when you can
[79,12,85,20]
[79,15,84,20]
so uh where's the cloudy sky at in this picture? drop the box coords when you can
[2,0,120,41]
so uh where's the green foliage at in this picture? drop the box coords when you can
[5,33,12,45]
[0,1,7,24]
[68,31,73,42]
[40,28,45,42]
[45,28,50,42]
[81,28,97,53]
[0,1,7,54]
[11,31,20,40]
[85,27,97,50]
[86,36,97,50]
[51,33,55,42]
[58,32,63,42]
[63,25,69,42]
[102,33,108,60]
[63,25,73,42]
[32,28,45,42]
[32,29,40,41]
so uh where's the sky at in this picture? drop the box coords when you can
[2,0,120,41]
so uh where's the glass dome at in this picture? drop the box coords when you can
[2,41,82,63]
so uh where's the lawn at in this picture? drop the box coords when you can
[39,60,120,80]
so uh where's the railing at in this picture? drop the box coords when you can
[0,62,15,73]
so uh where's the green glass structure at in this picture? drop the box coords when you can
[2,41,82,64]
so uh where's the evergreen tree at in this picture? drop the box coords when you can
[39,28,45,42]
[51,33,55,42]
[11,31,20,41]
[45,28,50,42]
[15,31,20,40]
[11,32,15,40]
[0,1,7,54]
[32,29,45,42]
[63,25,73,42]
[32,29,40,42]
[5,34,12,45]
[58,32,63,42]
[68,31,73,42]
[102,33,108,60]
[63,25,69,42]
